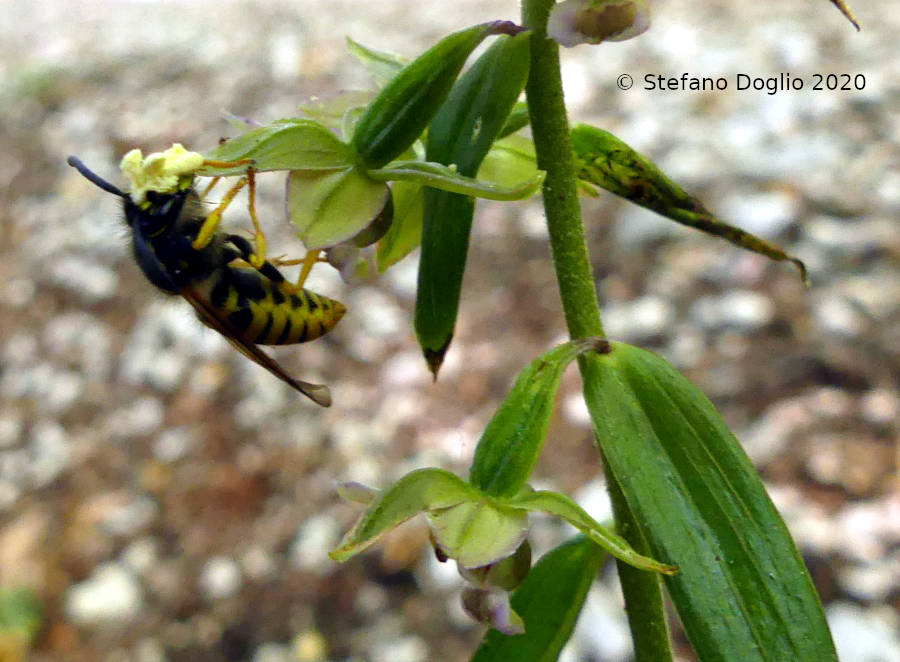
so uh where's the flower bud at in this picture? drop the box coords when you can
[549,0,650,47]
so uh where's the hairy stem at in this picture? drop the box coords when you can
[521,1,673,660]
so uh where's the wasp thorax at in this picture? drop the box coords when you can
[120,143,205,205]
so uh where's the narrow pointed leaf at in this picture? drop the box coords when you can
[476,135,539,190]
[469,338,609,497]
[415,31,532,374]
[571,124,807,283]
[507,489,676,574]
[331,468,480,562]
[582,342,837,661]
[470,536,603,662]
[370,160,543,200]
[376,180,425,272]
[497,101,531,139]
[287,166,390,250]
[299,90,375,133]
[201,119,352,175]
[351,21,525,168]
[346,37,408,86]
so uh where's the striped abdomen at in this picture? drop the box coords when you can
[196,265,346,345]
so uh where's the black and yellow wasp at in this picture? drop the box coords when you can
[67,146,345,406]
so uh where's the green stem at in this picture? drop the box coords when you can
[521,2,673,661]
[521,2,603,340]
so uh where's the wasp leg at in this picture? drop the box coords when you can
[199,176,221,199]
[225,234,289,288]
[243,169,269,270]
[294,249,322,290]
[192,176,248,250]
[202,157,254,169]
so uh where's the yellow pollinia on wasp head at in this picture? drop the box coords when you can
[67,144,346,407]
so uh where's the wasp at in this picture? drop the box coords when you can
[67,144,345,406]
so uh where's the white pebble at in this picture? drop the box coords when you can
[65,563,143,624]
[828,602,900,662]
[291,515,340,572]
[199,556,243,600]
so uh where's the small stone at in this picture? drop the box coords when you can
[65,563,143,624]
[253,643,290,662]
[49,255,119,301]
[717,190,799,237]
[104,397,165,440]
[0,410,23,448]
[28,420,71,488]
[121,538,158,575]
[562,393,591,427]
[290,515,340,572]
[152,427,196,463]
[199,556,242,601]
[827,602,900,662]
[603,295,675,340]
[370,634,428,662]
[838,558,900,602]
[133,637,167,662]
[291,630,328,662]
[812,294,865,337]
[860,389,899,425]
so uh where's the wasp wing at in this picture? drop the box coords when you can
[180,286,332,407]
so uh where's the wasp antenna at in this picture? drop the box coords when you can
[67,156,127,198]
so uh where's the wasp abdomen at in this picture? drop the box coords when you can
[198,267,346,346]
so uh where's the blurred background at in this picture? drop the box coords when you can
[0,0,897,660]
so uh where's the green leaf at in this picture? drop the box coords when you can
[299,90,375,134]
[286,166,390,250]
[582,342,837,662]
[477,135,539,190]
[346,36,408,86]
[201,119,352,175]
[427,500,530,568]
[0,587,42,643]
[496,101,531,139]
[507,489,676,574]
[571,124,808,283]
[331,468,480,562]
[375,179,425,272]
[470,536,603,662]
[351,21,524,168]
[414,31,533,374]
[370,160,544,200]
[469,338,609,497]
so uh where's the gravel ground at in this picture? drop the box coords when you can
[1,1,898,661]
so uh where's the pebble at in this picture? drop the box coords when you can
[566,581,632,662]
[104,397,165,440]
[838,558,900,603]
[370,634,428,662]
[717,190,799,237]
[199,556,242,601]
[602,295,676,340]
[49,255,119,302]
[291,515,341,572]
[690,290,775,331]
[121,538,159,576]
[828,602,900,662]
[65,563,143,624]
[152,427,196,463]
[812,293,866,337]
[253,643,290,662]
[27,420,71,488]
